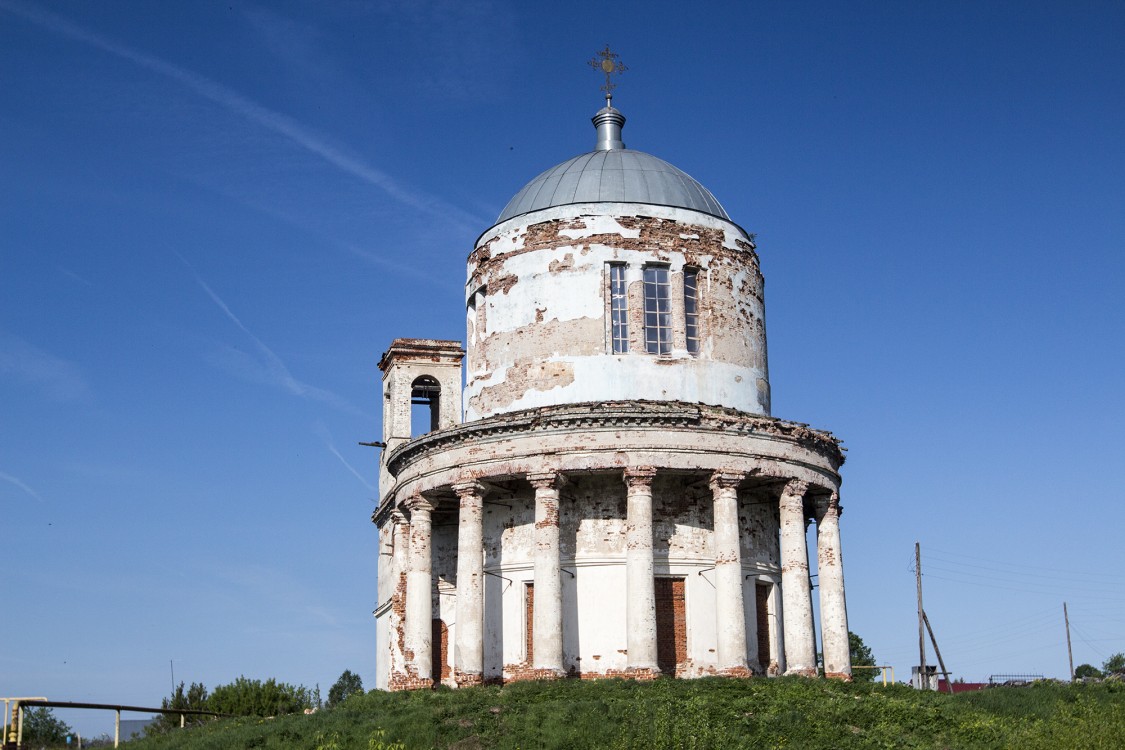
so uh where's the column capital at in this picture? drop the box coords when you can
[404,495,434,515]
[451,479,488,499]
[527,471,566,491]
[781,479,810,501]
[390,510,408,526]
[815,491,841,519]
[709,469,746,491]
[623,466,657,489]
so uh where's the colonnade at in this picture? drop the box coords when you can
[397,468,850,686]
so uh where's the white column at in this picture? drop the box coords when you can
[780,480,816,676]
[765,575,785,675]
[528,471,565,675]
[711,470,749,674]
[453,480,486,686]
[386,510,410,689]
[817,493,851,679]
[405,496,434,686]
[624,467,658,671]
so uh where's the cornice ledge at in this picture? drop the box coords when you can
[385,400,844,476]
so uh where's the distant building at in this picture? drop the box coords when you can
[119,717,156,741]
[372,89,852,689]
[912,665,939,690]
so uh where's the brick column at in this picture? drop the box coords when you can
[528,471,566,676]
[453,480,486,686]
[780,480,816,676]
[624,467,658,673]
[404,496,434,688]
[817,493,851,680]
[387,510,411,689]
[711,470,750,676]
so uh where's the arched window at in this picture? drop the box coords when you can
[410,376,441,437]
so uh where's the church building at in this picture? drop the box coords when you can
[372,60,851,690]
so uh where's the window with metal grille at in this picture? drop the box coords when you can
[684,268,700,354]
[609,264,629,353]
[643,265,672,354]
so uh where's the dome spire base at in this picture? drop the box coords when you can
[592,105,626,151]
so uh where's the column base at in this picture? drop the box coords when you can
[623,666,662,681]
[717,665,755,679]
[825,671,853,681]
[504,665,568,683]
[455,670,484,688]
[784,667,818,678]
[389,675,434,691]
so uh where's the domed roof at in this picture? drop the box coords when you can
[496,106,729,224]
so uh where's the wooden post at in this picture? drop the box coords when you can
[916,542,927,688]
[922,610,953,694]
[1064,602,1075,682]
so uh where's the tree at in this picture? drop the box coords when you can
[1103,652,1125,675]
[849,631,878,682]
[20,706,71,745]
[208,676,313,717]
[147,681,210,736]
[327,670,364,708]
[1075,663,1103,679]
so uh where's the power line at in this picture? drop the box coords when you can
[925,547,1125,581]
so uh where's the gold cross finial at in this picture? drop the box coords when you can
[588,45,627,105]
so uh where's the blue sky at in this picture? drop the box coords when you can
[2,0,1123,736]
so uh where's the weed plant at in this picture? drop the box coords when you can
[121,676,1124,750]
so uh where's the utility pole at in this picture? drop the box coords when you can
[922,610,953,694]
[1064,602,1075,682]
[916,542,927,689]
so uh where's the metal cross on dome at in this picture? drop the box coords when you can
[588,45,627,105]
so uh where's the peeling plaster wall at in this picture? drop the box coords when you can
[465,204,769,421]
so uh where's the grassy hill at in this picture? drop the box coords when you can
[123,677,1124,750]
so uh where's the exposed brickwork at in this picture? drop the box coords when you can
[432,619,450,683]
[391,676,434,691]
[470,215,759,284]
[826,671,853,682]
[455,671,483,688]
[388,571,408,689]
[655,577,687,676]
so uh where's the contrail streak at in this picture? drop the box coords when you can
[177,253,363,416]
[0,470,41,500]
[0,0,486,234]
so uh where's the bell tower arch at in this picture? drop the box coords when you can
[378,339,464,494]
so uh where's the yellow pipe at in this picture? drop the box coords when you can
[851,665,895,685]
[3,697,49,744]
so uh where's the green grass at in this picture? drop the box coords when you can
[121,677,1125,750]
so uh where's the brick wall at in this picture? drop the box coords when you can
[655,577,686,675]
[432,619,450,682]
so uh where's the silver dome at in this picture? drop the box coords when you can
[496,106,729,223]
